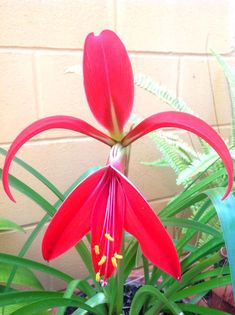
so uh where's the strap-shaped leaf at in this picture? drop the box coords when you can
[205,188,235,298]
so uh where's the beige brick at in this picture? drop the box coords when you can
[0,138,110,225]
[215,125,231,142]
[179,57,223,125]
[35,52,102,139]
[117,0,235,53]
[131,55,179,119]
[0,0,114,48]
[128,136,182,201]
[0,53,37,143]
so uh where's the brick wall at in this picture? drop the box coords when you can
[0,0,234,289]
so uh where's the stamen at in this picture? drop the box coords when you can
[111,256,117,268]
[95,272,101,282]
[114,253,123,260]
[94,245,100,255]
[98,255,107,266]
[105,233,114,241]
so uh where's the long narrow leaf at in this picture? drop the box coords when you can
[0,170,56,217]
[0,264,43,290]
[0,148,64,201]
[130,285,183,315]
[205,188,235,298]
[177,303,230,315]
[162,217,220,237]
[0,254,73,283]
[0,218,24,233]
[171,275,231,301]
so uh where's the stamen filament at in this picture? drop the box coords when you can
[98,255,107,266]
[105,233,114,241]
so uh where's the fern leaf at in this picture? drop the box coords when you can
[134,73,195,114]
[211,50,235,145]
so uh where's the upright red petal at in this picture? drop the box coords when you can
[115,170,181,279]
[42,167,108,261]
[122,112,234,199]
[83,30,134,139]
[2,115,115,201]
[91,167,124,281]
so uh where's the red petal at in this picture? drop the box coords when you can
[83,30,134,138]
[42,167,108,261]
[2,115,114,201]
[116,170,181,279]
[122,112,233,199]
[91,167,124,279]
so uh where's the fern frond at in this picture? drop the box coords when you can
[131,114,189,175]
[211,50,235,145]
[134,73,195,114]
[177,151,218,185]
[134,73,213,154]
[177,142,232,186]
[141,158,169,167]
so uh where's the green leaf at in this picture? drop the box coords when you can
[160,168,228,218]
[192,265,230,283]
[0,304,50,315]
[130,285,183,315]
[0,253,73,284]
[162,217,220,237]
[0,218,23,233]
[0,170,56,217]
[177,303,230,315]
[0,291,97,314]
[0,147,64,201]
[56,279,97,315]
[71,293,107,315]
[204,188,235,298]
[0,264,43,290]
[171,275,231,301]
[3,166,101,293]
[177,151,219,185]
[124,239,139,280]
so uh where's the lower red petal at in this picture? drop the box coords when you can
[116,171,181,279]
[42,167,107,261]
[91,167,124,280]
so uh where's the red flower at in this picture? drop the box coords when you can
[2,30,233,285]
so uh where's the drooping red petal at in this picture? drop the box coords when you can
[115,169,181,280]
[42,167,108,261]
[83,30,134,138]
[91,167,124,280]
[2,115,115,201]
[122,112,234,199]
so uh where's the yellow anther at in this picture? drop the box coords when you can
[105,233,114,241]
[94,245,100,255]
[111,256,117,268]
[95,272,101,282]
[98,255,107,266]
[114,253,123,260]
